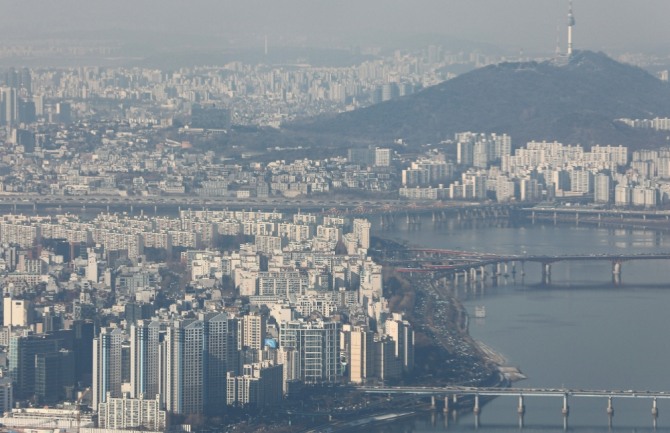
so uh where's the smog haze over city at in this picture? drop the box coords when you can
[1,1,670,433]
[1,0,669,55]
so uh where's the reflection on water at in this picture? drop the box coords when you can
[371,411,670,433]
[364,217,670,433]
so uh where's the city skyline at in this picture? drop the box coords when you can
[0,1,668,431]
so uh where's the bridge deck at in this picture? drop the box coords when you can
[360,386,670,399]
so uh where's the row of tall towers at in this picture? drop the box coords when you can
[93,313,239,416]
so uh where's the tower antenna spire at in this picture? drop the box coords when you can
[567,0,575,56]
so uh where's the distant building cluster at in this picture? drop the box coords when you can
[399,132,670,208]
[0,46,492,131]
[617,117,670,131]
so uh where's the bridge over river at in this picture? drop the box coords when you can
[387,250,670,285]
[360,385,669,429]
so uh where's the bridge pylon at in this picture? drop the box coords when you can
[607,396,614,428]
[542,263,552,285]
[562,393,570,431]
[518,395,526,429]
[652,398,659,429]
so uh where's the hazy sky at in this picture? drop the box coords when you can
[1,0,668,54]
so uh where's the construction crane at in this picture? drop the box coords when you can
[74,387,91,433]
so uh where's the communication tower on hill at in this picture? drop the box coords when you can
[567,0,576,56]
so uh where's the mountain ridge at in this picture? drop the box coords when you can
[288,50,670,147]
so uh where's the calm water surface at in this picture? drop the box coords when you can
[368,219,670,432]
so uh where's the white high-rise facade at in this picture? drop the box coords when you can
[352,219,371,250]
[594,174,611,203]
[93,327,124,410]
[165,319,204,415]
[86,250,98,283]
[385,313,415,373]
[130,320,161,400]
[279,318,339,384]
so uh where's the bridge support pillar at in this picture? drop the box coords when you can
[463,271,469,283]
[562,394,570,431]
[473,394,480,429]
[542,263,552,285]
[430,395,436,410]
[444,395,449,413]
[518,395,525,429]
[652,398,659,429]
[553,211,557,224]
[612,260,623,285]
[480,266,486,280]
[452,394,459,421]
[607,396,614,428]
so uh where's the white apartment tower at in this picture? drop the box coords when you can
[352,218,371,250]
[3,297,30,327]
[374,148,391,167]
[93,327,124,410]
[341,325,375,384]
[86,250,98,283]
[241,313,266,351]
[130,320,161,400]
[165,320,204,415]
[594,174,611,203]
[279,319,340,384]
[385,313,415,373]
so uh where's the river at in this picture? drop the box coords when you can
[369,217,670,432]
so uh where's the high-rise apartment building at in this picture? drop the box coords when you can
[165,320,204,415]
[203,312,238,415]
[130,320,161,400]
[341,325,374,384]
[594,173,611,203]
[279,318,339,383]
[352,219,371,250]
[385,313,415,373]
[1,87,17,126]
[93,327,124,410]
[374,148,391,167]
[241,313,266,351]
